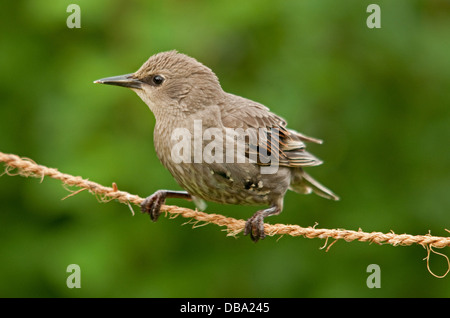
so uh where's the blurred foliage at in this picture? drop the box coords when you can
[0,0,449,297]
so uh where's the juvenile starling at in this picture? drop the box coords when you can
[94,50,339,242]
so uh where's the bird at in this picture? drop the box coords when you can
[94,50,339,242]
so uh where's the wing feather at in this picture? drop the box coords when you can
[219,93,323,167]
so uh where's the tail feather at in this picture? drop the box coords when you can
[290,169,339,201]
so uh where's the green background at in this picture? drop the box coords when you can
[1,0,449,297]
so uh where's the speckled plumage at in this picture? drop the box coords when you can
[95,50,339,242]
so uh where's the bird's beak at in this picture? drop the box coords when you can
[93,73,143,89]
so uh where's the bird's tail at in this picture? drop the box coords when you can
[289,168,339,201]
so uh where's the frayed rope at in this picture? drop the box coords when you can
[1,151,449,277]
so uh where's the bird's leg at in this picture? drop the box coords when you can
[140,190,191,221]
[244,204,282,242]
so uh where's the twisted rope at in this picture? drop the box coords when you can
[1,151,450,266]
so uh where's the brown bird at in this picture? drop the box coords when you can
[94,50,339,242]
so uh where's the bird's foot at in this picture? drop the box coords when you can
[140,190,192,222]
[244,211,266,242]
[244,205,281,242]
[140,190,167,222]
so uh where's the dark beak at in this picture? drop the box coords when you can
[94,73,142,89]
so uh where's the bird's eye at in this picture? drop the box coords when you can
[152,75,164,86]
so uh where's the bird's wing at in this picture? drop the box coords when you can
[219,93,322,167]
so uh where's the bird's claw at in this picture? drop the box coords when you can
[140,190,167,222]
[244,213,266,242]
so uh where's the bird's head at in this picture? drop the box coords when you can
[94,50,224,117]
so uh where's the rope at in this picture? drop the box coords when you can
[1,151,449,277]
